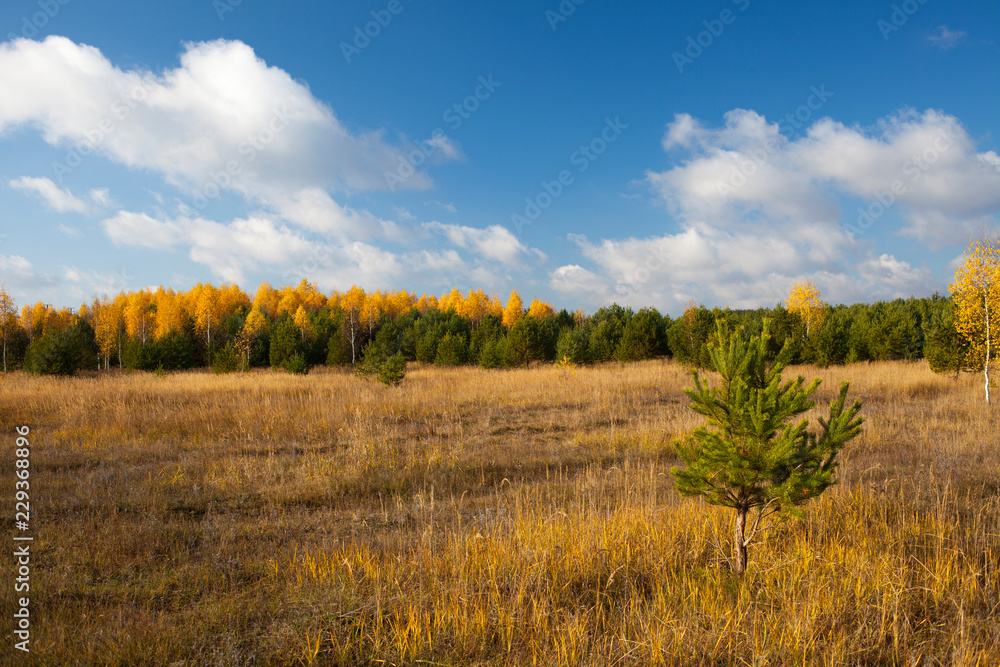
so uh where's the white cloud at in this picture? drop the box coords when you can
[0,254,57,290]
[424,221,544,264]
[558,227,849,311]
[102,211,314,284]
[857,253,938,296]
[553,230,939,311]
[550,264,613,302]
[102,211,185,249]
[100,209,523,292]
[62,265,133,298]
[646,108,1000,245]
[89,188,112,206]
[0,36,494,295]
[928,26,967,50]
[265,187,400,241]
[0,37,443,197]
[9,176,88,212]
[547,107,998,311]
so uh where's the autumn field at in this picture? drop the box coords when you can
[2,359,999,666]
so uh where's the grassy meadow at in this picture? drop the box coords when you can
[2,359,999,665]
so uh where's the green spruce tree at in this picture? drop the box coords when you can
[671,321,863,574]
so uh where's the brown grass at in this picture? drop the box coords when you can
[1,359,999,665]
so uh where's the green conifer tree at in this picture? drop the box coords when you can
[671,321,863,574]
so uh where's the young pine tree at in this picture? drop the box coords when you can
[671,321,863,575]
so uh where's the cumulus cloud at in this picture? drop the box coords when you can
[9,176,88,212]
[0,36,521,296]
[103,211,318,284]
[647,108,1000,244]
[265,187,400,241]
[101,210,521,292]
[424,222,545,264]
[549,107,997,311]
[550,264,614,302]
[0,36,441,197]
[0,254,58,290]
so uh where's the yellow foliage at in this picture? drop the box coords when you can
[384,290,415,318]
[785,281,828,336]
[93,296,124,367]
[361,291,384,333]
[294,279,326,312]
[153,287,186,339]
[237,307,269,370]
[192,283,222,348]
[0,285,16,372]
[293,305,313,339]
[503,290,524,329]
[527,298,555,319]
[276,288,301,317]
[125,290,155,344]
[949,233,1000,402]
[253,281,281,319]
[439,287,463,314]
[462,289,490,325]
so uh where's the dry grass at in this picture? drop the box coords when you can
[1,359,999,665]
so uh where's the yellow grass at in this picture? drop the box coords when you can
[1,360,998,665]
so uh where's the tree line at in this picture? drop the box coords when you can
[0,280,974,378]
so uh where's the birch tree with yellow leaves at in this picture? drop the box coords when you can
[125,290,155,345]
[93,296,124,369]
[237,307,269,371]
[253,281,281,319]
[502,290,524,329]
[785,281,828,338]
[193,283,222,351]
[527,298,556,319]
[950,233,1000,404]
[340,285,366,365]
[0,285,16,372]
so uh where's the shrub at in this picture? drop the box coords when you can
[556,326,590,364]
[270,316,308,373]
[435,332,467,366]
[24,320,99,375]
[378,352,406,386]
[212,342,242,374]
[478,338,507,369]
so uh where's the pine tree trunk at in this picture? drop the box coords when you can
[734,507,748,575]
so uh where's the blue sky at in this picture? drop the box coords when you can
[1,0,998,315]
